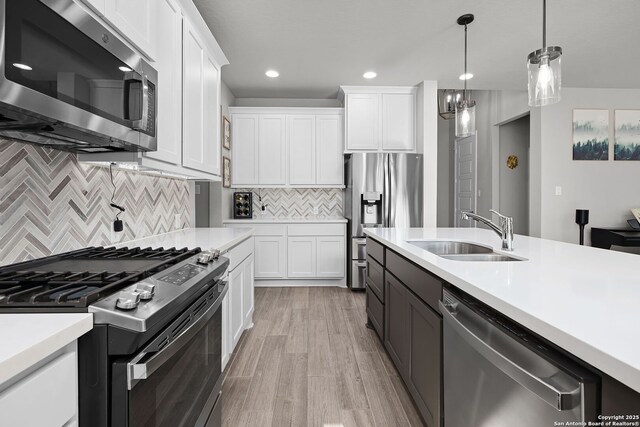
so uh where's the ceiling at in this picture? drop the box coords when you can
[193,0,640,99]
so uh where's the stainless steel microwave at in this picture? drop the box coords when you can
[0,0,157,153]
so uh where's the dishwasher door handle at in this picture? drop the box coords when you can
[439,300,580,411]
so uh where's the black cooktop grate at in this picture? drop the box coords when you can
[0,246,200,309]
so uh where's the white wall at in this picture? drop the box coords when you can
[436,116,454,226]
[537,88,640,245]
[234,98,342,108]
[219,81,236,222]
[419,81,439,227]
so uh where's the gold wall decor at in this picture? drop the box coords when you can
[507,155,519,170]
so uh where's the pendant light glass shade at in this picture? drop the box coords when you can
[527,0,562,107]
[527,47,562,106]
[455,99,476,138]
[455,14,476,137]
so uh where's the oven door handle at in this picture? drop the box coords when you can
[127,281,228,390]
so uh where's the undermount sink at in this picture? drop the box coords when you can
[406,240,525,262]
[407,240,493,255]
[439,254,523,262]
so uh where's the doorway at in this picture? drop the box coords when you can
[453,134,477,228]
[498,115,530,235]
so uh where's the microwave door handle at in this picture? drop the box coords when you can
[122,71,148,131]
[127,281,228,390]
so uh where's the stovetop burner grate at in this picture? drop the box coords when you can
[0,246,200,309]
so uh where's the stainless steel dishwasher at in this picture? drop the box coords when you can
[440,289,598,427]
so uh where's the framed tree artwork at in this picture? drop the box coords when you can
[614,110,640,160]
[572,109,609,161]
[222,156,231,188]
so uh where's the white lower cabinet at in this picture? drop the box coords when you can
[254,236,286,279]
[221,238,255,371]
[0,344,78,427]
[225,222,346,285]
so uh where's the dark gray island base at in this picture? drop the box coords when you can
[364,236,640,427]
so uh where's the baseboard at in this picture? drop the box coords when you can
[255,279,347,288]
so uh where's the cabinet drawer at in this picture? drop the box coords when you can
[0,351,77,427]
[366,237,385,264]
[366,256,384,302]
[227,237,253,272]
[386,250,442,311]
[247,224,286,236]
[366,287,384,341]
[287,223,344,236]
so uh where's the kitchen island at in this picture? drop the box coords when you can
[364,227,640,422]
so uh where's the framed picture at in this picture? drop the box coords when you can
[222,156,231,188]
[222,115,231,150]
[572,109,609,160]
[614,110,640,160]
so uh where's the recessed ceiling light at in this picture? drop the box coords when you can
[119,66,133,72]
[265,70,279,78]
[13,63,32,71]
[459,73,474,80]
[363,71,377,79]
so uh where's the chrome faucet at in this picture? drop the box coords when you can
[462,209,514,251]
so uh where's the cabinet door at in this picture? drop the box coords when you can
[259,115,287,185]
[105,0,156,59]
[242,254,254,327]
[288,115,316,185]
[145,0,181,165]
[232,115,259,185]
[182,21,204,171]
[406,290,442,427]
[316,115,344,185]
[316,236,345,278]
[254,236,286,278]
[287,237,316,278]
[202,54,221,175]
[384,273,409,376]
[382,93,416,151]
[229,266,244,349]
[346,93,380,151]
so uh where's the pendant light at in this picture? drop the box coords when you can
[455,14,476,138]
[527,0,562,106]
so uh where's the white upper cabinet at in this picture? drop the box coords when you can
[182,19,221,175]
[230,108,344,187]
[259,115,287,185]
[341,86,417,152]
[345,93,380,151]
[232,115,259,185]
[316,115,344,185]
[288,115,316,185]
[145,0,182,165]
[104,0,157,59]
[382,93,416,151]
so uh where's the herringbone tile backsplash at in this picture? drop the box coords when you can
[235,188,343,218]
[0,140,191,266]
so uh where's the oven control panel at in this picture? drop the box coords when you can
[158,264,206,286]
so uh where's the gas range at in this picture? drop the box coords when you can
[0,246,229,427]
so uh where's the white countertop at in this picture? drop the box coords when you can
[117,227,253,253]
[223,217,347,224]
[364,227,640,393]
[0,314,92,385]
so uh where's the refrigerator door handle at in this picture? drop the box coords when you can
[383,153,390,227]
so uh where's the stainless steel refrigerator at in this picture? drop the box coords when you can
[344,153,423,289]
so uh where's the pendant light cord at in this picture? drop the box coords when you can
[542,0,546,48]
[463,23,468,101]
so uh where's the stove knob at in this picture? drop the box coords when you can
[116,290,140,310]
[136,283,155,300]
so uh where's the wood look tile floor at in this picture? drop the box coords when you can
[222,287,426,427]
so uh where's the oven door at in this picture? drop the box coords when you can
[0,0,157,150]
[112,281,227,427]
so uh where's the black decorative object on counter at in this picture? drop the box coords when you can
[233,192,253,219]
[575,209,589,245]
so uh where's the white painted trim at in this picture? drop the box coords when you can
[255,279,346,288]
[339,86,418,96]
[229,107,344,115]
